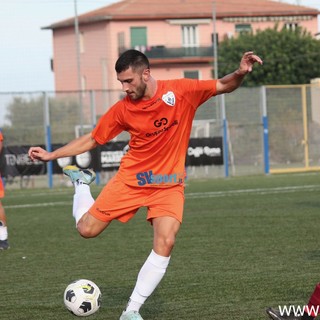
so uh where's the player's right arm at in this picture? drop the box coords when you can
[28,133,97,162]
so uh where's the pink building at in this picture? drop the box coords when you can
[45,0,319,94]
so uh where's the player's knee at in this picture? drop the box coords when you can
[155,234,176,254]
[77,223,98,239]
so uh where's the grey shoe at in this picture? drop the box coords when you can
[266,307,301,320]
[119,311,144,320]
[0,239,10,250]
[63,165,96,185]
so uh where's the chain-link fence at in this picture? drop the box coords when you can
[1,83,319,188]
[266,83,320,173]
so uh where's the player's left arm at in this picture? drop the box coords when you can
[216,51,263,95]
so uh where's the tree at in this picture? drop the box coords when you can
[217,25,320,86]
[2,95,88,146]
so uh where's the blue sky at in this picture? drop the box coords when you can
[0,0,319,92]
[0,0,115,92]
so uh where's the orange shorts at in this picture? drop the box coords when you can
[89,175,185,223]
[0,177,4,198]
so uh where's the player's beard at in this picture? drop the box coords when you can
[128,80,147,101]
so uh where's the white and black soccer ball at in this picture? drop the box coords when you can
[64,279,102,317]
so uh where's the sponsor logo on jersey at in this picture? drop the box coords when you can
[136,170,184,186]
[154,118,168,127]
[145,119,178,137]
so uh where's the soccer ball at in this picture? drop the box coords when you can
[63,279,102,317]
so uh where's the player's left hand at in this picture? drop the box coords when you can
[239,51,263,74]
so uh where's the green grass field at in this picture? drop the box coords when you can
[1,172,320,320]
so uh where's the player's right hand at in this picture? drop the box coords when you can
[28,146,51,162]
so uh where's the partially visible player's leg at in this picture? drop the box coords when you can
[121,185,184,319]
[0,177,9,250]
[120,248,171,320]
[120,249,172,320]
[0,202,9,250]
[63,165,96,223]
[152,215,181,256]
[121,216,180,319]
[266,283,320,320]
[63,165,110,238]
[305,283,320,319]
[77,212,111,238]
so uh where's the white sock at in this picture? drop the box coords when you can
[125,250,171,313]
[72,183,94,225]
[0,225,8,241]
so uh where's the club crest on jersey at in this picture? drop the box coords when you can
[162,91,175,106]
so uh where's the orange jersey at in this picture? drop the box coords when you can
[92,78,217,187]
[0,132,4,197]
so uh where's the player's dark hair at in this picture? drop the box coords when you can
[115,49,150,73]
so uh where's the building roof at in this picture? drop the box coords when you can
[44,0,320,29]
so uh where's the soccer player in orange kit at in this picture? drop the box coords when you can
[0,131,9,250]
[28,49,262,320]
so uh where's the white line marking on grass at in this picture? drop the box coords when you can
[185,185,320,199]
[5,184,320,208]
[4,189,72,199]
[6,201,70,209]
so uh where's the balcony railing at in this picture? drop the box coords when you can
[120,46,214,59]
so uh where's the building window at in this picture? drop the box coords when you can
[285,22,298,31]
[81,76,86,97]
[182,25,199,56]
[79,32,85,53]
[235,24,252,34]
[211,33,219,45]
[184,70,199,79]
[130,27,147,52]
[182,25,198,47]
[118,32,125,54]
